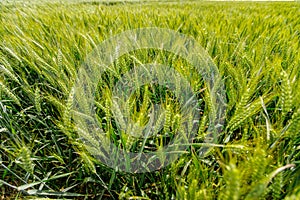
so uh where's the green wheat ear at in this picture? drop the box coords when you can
[286,107,300,139]
[279,70,293,118]
[78,151,96,174]
[218,163,241,200]
[18,146,34,174]
[271,172,283,200]
[0,80,21,106]
[163,104,172,133]
[0,64,20,84]
[227,94,273,134]
[34,86,42,113]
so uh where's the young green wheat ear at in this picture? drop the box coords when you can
[164,104,172,132]
[287,107,300,138]
[0,64,20,84]
[279,70,292,117]
[34,86,42,113]
[18,146,34,174]
[0,80,21,106]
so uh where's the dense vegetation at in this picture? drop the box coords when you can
[1,1,300,199]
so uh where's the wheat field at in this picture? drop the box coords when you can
[0,1,300,199]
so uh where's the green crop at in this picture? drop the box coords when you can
[0,1,299,199]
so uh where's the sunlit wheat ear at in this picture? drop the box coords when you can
[57,48,70,85]
[176,170,207,200]
[34,86,41,113]
[203,89,216,121]
[248,164,295,200]
[121,130,136,151]
[0,80,21,106]
[17,146,34,174]
[112,98,127,129]
[153,109,165,135]
[164,104,172,133]
[57,49,63,71]
[227,94,273,134]
[63,87,74,127]
[271,171,283,200]
[78,151,96,174]
[32,47,69,95]
[172,113,181,132]
[45,94,64,113]
[104,98,112,123]
[235,87,251,114]
[235,67,263,114]
[2,46,22,63]
[77,126,100,150]
[197,115,207,139]
[286,107,300,138]
[250,148,268,182]
[227,79,238,111]
[279,70,292,118]
[139,85,150,121]
[219,163,241,200]
[0,64,20,84]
